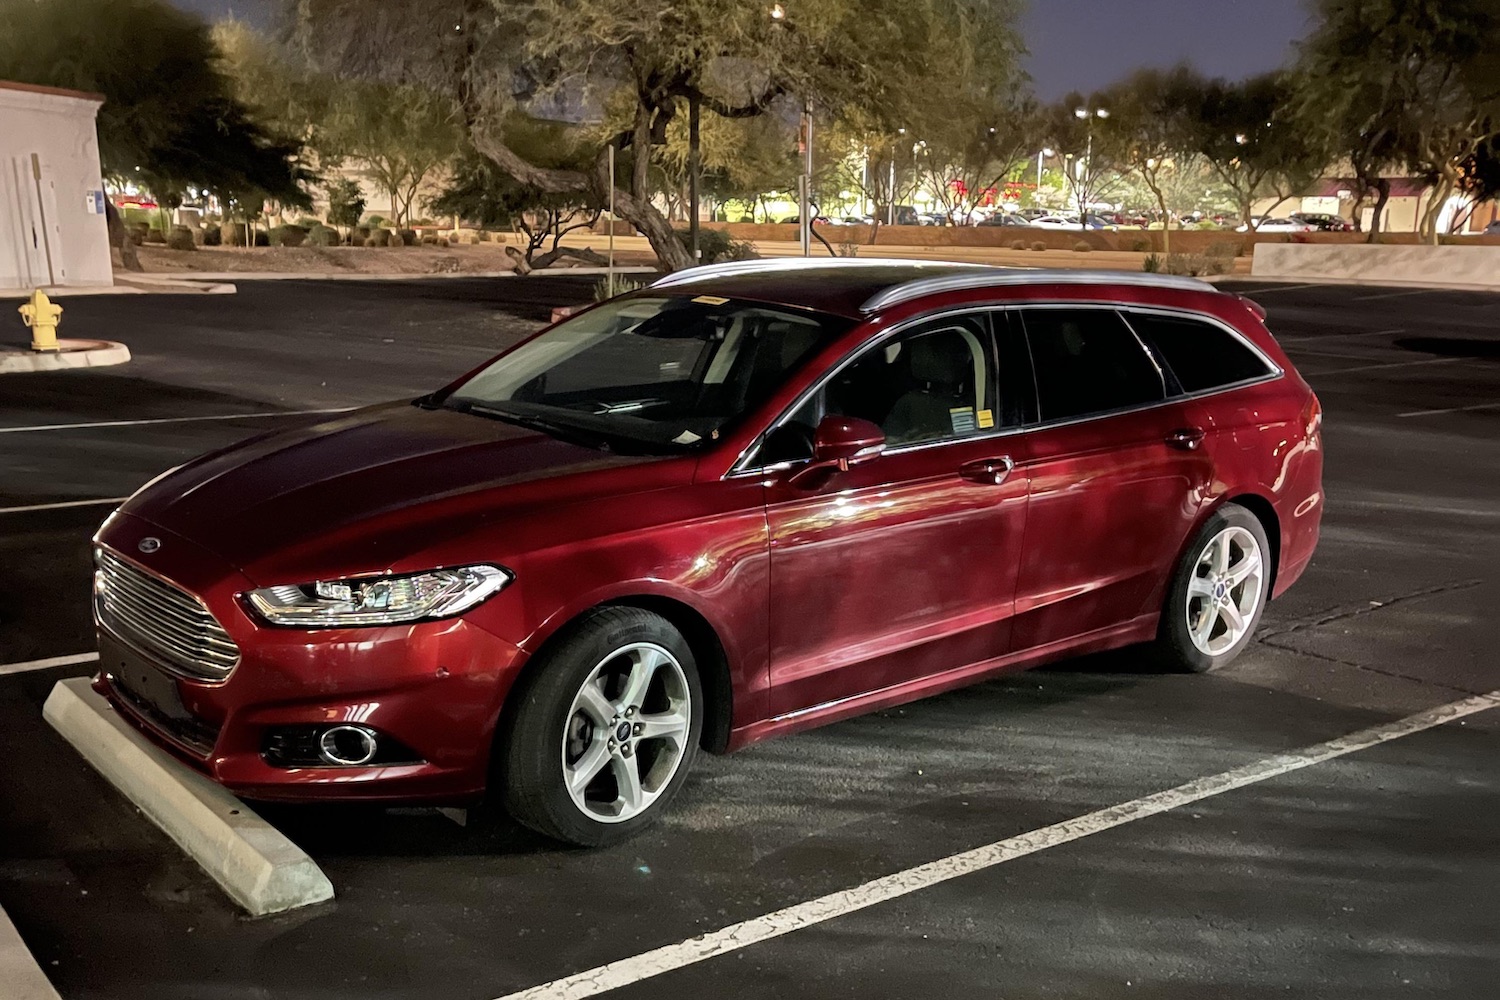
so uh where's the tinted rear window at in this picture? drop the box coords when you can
[1021,309,1165,421]
[1126,312,1274,393]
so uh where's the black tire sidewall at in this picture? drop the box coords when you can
[502,607,703,846]
[1157,504,1272,673]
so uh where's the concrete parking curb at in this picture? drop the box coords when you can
[42,678,335,917]
[0,340,130,373]
[0,904,60,1000]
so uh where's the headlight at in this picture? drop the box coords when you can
[246,565,511,627]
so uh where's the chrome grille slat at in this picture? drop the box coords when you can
[95,549,239,680]
[98,573,237,647]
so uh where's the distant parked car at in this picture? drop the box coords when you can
[1031,215,1109,230]
[1290,213,1353,232]
[978,213,1032,227]
[1485,220,1500,235]
[1238,218,1313,233]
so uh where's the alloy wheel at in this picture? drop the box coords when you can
[1185,525,1265,656]
[560,642,692,823]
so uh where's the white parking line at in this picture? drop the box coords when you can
[1308,357,1464,377]
[0,903,61,1000]
[1352,289,1433,301]
[1226,283,1327,293]
[0,653,99,677]
[0,497,128,515]
[1279,328,1404,344]
[0,407,354,435]
[492,690,1500,1000]
[1398,401,1500,418]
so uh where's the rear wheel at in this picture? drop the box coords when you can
[1152,504,1271,673]
[502,607,702,846]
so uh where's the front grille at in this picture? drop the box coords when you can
[95,548,239,681]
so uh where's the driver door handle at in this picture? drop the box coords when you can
[959,456,1015,485]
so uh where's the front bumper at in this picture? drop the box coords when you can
[94,513,528,803]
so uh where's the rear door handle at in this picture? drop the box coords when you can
[1166,427,1206,451]
[959,456,1015,485]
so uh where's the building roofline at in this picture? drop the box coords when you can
[0,79,106,104]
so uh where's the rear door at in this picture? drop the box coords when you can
[1009,306,1213,652]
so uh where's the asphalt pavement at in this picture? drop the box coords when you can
[1,275,1497,1000]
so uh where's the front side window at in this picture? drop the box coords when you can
[1021,308,1165,422]
[443,296,850,452]
[758,315,999,464]
[1124,311,1276,394]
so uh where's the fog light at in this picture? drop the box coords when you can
[318,725,378,766]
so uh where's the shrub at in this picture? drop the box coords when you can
[253,229,269,247]
[144,227,165,244]
[351,225,371,245]
[461,232,482,245]
[201,223,221,246]
[165,225,196,251]
[1030,241,1048,252]
[1131,238,1151,252]
[365,228,391,247]
[592,276,648,301]
[397,229,417,246]
[295,217,321,229]
[1196,220,1219,230]
[1142,254,1162,273]
[1205,240,1242,259]
[365,214,386,228]
[268,224,308,248]
[677,226,758,265]
[326,179,365,231]
[221,222,248,246]
[1159,252,1230,277]
[306,225,339,247]
[838,241,860,258]
[125,222,149,245]
[436,236,451,247]
[1008,239,1028,251]
[421,234,439,245]
[1072,240,1093,252]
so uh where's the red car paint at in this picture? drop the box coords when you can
[93,265,1322,802]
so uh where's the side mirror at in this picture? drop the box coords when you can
[812,415,886,468]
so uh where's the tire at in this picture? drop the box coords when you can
[1151,503,1272,673]
[501,607,703,847]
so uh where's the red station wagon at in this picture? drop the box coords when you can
[93,261,1323,845]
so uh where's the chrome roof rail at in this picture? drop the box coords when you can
[650,257,978,288]
[859,269,1218,313]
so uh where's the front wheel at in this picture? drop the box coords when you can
[1152,504,1271,673]
[502,607,702,846]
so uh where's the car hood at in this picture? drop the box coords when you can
[120,402,680,581]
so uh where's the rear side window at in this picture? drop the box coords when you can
[1125,312,1275,393]
[1021,309,1164,421]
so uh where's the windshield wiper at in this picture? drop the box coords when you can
[445,399,613,451]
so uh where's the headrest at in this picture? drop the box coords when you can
[909,334,970,386]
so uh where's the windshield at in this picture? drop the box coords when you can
[441,295,852,453]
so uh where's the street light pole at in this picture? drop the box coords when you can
[1073,106,1108,232]
[688,92,701,265]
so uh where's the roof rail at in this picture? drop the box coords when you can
[650,257,977,288]
[859,269,1218,312]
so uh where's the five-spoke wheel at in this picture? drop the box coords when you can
[1153,503,1272,672]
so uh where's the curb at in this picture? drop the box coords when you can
[0,905,60,1000]
[43,678,335,916]
[0,340,131,373]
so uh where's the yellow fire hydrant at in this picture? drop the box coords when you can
[19,289,62,352]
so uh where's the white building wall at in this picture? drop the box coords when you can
[0,82,113,289]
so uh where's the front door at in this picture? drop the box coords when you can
[759,313,1030,717]
[1009,306,1212,652]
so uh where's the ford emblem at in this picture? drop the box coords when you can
[137,537,161,554]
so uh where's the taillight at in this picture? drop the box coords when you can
[1303,393,1322,437]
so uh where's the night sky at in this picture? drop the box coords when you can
[170,0,1310,99]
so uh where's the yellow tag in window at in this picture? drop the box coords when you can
[692,295,730,305]
[977,409,995,429]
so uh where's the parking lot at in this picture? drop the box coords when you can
[2,274,1497,999]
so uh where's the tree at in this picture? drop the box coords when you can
[429,117,607,269]
[0,0,307,269]
[1180,73,1326,229]
[915,97,1038,226]
[325,177,366,236]
[1289,0,1500,241]
[323,83,463,228]
[1044,94,1126,231]
[283,0,1025,270]
[1097,67,1202,251]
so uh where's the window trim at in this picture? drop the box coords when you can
[727,299,1284,477]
